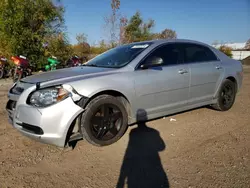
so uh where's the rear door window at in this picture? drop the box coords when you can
[183,43,218,63]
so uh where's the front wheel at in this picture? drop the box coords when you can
[80,95,128,146]
[211,79,236,111]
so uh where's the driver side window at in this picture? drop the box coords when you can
[141,44,182,67]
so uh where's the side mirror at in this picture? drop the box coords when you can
[140,56,163,69]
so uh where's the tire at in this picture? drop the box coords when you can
[80,95,128,146]
[211,79,236,111]
[0,69,3,79]
[21,71,27,78]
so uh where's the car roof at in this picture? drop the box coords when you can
[128,39,212,48]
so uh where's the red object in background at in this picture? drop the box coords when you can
[11,56,32,82]
[11,56,29,68]
[71,56,80,66]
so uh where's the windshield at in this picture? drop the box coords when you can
[85,42,152,68]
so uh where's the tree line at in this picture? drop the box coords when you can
[1,0,248,70]
[0,0,174,69]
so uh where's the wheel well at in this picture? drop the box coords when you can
[64,90,133,147]
[85,90,132,118]
[226,76,238,91]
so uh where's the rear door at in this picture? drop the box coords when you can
[182,43,223,105]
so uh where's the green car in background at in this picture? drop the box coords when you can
[45,57,59,71]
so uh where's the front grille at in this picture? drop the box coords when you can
[16,123,44,135]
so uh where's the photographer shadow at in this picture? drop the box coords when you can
[116,109,169,188]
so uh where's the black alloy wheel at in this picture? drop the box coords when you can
[221,83,234,109]
[80,95,128,146]
[90,103,123,141]
[212,79,236,111]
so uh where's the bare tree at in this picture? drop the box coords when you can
[73,33,90,57]
[104,0,121,47]
[76,33,87,44]
[119,16,128,44]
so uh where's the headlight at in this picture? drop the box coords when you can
[28,86,71,107]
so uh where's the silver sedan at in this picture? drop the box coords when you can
[6,39,243,147]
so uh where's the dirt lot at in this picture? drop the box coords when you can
[0,68,250,188]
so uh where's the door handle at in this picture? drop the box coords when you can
[178,69,188,74]
[215,66,222,69]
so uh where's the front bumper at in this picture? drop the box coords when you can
[6,83,84,147]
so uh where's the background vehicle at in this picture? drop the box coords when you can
[0,56,16,79]
[0,56,8,78]
[11,55,32,82]
[65,55,89,68]
[6,39,243,148]
[66,56,82,67]
[44,57,59,71]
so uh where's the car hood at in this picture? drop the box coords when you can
[21,66,116,84]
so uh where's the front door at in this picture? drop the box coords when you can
[134,43,190,116]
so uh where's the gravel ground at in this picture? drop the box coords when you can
[0,67,249,188]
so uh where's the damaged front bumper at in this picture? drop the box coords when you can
[6,82,85,147]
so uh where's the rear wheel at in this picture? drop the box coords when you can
[212,79,236,111]
[80,95,128,146]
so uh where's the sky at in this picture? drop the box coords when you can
[62,0,250,45]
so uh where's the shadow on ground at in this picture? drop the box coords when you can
[116,109,169,188]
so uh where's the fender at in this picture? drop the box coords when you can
[213,73,238,100]
[213,67,226,99]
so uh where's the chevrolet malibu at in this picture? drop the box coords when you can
[6,39,243,147]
